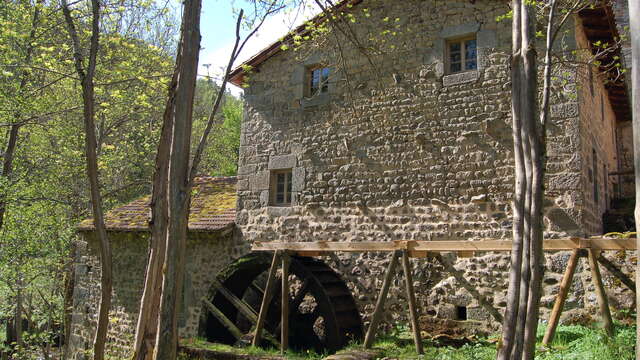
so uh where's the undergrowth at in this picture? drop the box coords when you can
[180,322,636,359]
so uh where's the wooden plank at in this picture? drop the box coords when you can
[542,249,581,346]
[254,241,401,252]
[211,278,280,347]
[587,249,614,337]
[212,278,259,322]
[202,297,244,341]
[457,251,475,258]
[296,251,321,257]
[401,250,424,355]
[580,238,636,250]
[364,251,400,349]
[253,251,280,347]
[252,238,636,253]
[281,253,291,354]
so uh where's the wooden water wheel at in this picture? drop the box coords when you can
[198,252,363,353]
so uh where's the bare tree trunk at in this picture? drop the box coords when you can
[132,54,178,360]
[498,2,525,358]
[0,0,43,231]
[153,1,201,359]
[15,275,23,349]
[629,1,640,358]
[61,1,112,359]
[499,1,541,359]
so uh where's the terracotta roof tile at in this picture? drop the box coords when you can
[78,176,237,233]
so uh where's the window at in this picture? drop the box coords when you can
[447,37,477,74]
[307,66,330,97]
[271,169,292,206]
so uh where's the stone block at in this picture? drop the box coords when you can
[440,22,481,38]
[442,70,479,86]
[551,103,578,118]
[269,154,296,170]
[292,167,306,191]
[477,29,497,48]
[250,171,270,191]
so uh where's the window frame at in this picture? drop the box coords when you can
[305,65,330,98]
[270,169,293,206]
[445,35,478,74]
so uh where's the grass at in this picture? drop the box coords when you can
[180,323,636,359]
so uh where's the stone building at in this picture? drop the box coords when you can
[68,177,243,358]
[67,0,635,358]
[227,0,634,336]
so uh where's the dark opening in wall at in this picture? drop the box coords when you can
[456,306,468,321]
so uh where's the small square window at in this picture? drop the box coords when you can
[271,169,293,206]
[307,66,330,97]
[447,37,477,74]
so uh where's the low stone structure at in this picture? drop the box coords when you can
[68,177,243,359]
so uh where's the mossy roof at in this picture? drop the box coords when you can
[78,176,237,233]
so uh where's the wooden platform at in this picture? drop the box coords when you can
[250,237,636,354]
[252,237,636,256]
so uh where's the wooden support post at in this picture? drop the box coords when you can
[253,251,280,347]
[588,249,614,337]
[364,250,400,349]
[281,252,291,355]
[401,250,423,355]
[543,249,581,346]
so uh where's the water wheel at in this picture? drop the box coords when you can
[198,252,363,353]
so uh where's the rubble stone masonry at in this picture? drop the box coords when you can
[236,0,633,332]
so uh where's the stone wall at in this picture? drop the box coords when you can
[575,18,622,234]
[236,0,634,331]
[67,230,250,360]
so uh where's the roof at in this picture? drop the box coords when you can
[78,176,237,233]
[578,3,631,122]
[228,0,363,86]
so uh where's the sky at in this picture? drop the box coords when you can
[186,0,320,94]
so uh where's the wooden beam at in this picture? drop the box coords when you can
[202,298,244,341]
[252,238,636,253]
[587,249,615,337]
[543,249,581,346]
[364,251,400,349]
[281,252,291,354]
[253,251,280,347]
[401,250,423,355]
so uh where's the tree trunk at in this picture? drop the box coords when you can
[153,1,201,359]
[132,35,181,360]
[15,275,23,349]
[498,1,542,359]
[0,0,43,231]
[61,1,112,359]
[629,0,639,358]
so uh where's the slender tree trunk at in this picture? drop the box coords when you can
[154,1,201,359]
[15,275,23,348]
[62,1,112,359]
[499,1,541,359]
[133,39,181,360]
[498,2,525,358]
[0,0,43,231]
[629,1,640,358]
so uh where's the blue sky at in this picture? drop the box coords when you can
[188,0,319,93]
